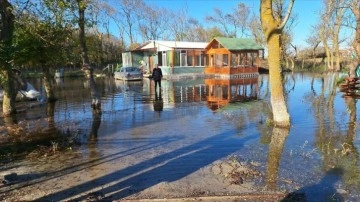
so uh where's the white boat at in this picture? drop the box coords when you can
[0,82,41,102]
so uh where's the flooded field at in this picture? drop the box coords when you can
[1,72,360,201]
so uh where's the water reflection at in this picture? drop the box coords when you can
[266,127,289,190]
[88,111,102,158]
[204,77,258,110]
[55,77,64,87]
[153,90,163,113]
[46,101,56,130]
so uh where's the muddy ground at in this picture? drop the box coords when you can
[0,141,289,202]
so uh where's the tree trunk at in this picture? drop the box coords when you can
[77,0,101,111]
[0,0,16,116]
[260,0,291,127]
[268,34,290,126]
[42,65,56,102]
[349,60,357,78]
[1,69,17,116]
[354,10,360,59]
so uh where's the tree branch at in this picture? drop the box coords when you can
[278,0,295,30]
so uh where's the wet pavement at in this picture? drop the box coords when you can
[1,72,360,201]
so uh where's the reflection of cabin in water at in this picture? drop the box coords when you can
[122,40,208,78]
[205,77,258,111]
[204,37,264,78]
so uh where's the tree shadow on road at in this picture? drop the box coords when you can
[37,131,256,201]
[281,168,344,202]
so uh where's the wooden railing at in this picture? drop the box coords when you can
[205,66,258,75]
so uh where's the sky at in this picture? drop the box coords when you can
[143,0,324,48]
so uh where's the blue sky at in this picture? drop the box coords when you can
[145,0,323,47]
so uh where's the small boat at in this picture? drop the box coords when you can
[0,82,41,102]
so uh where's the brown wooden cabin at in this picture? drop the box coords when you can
[204,37,264,78]
[205,77,259,111]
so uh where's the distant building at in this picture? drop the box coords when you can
[122,40,208,78]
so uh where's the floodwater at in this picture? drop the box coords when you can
[1,72,360,201]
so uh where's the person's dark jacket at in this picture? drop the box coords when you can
[152,67,162,81]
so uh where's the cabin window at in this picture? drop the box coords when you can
[188,51,194,66]
[200,52,204,66]
[240,53,246,65]
[194,50,204,66]
[174,50,180,66]
[162,51,167,66]
[180,50,187,66]
[247,52,253,66]
[222,54,228,66]
[158,53,162,66]
[205,54,209,66]
[231,53,237,68]
[215,54,222,67]
[259,50,264,59]
[253,52,258,66]
[123,54,131,66]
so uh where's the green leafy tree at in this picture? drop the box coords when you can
[13,0,72,101]
[0,0,16,116]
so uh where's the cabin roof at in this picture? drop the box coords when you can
[135,40,208,51]
[209,37,264,51]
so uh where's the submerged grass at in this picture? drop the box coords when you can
[0,124,81,164]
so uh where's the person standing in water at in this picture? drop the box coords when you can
[152,64,163,90]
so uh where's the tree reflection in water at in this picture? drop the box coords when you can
[266,126,289,190]
[88,110,102,159]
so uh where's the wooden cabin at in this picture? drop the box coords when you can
[204,37,264,78]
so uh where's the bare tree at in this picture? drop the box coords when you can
[249,14,266,46]
[233,3,251,37]
[206,8,233,37]
[346,0,360,76]
[116,0,144,48]
[205,3,251,38]
[168,7,190,41]
[318,0,346,71]
[306,26,322,69]
[138,5,170,41]
[332,0,346,71]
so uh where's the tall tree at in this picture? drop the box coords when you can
[346,0,360,76]
[168,7,190,41]
[76,0,101,110]
[138,5,169,41]
[260,0,294,127]
[117,0,143,49]
[206,3,251,38]
[318,0,346,71]
[0,0,16,116]
[205,8,233,37]
[332,0,346,71]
